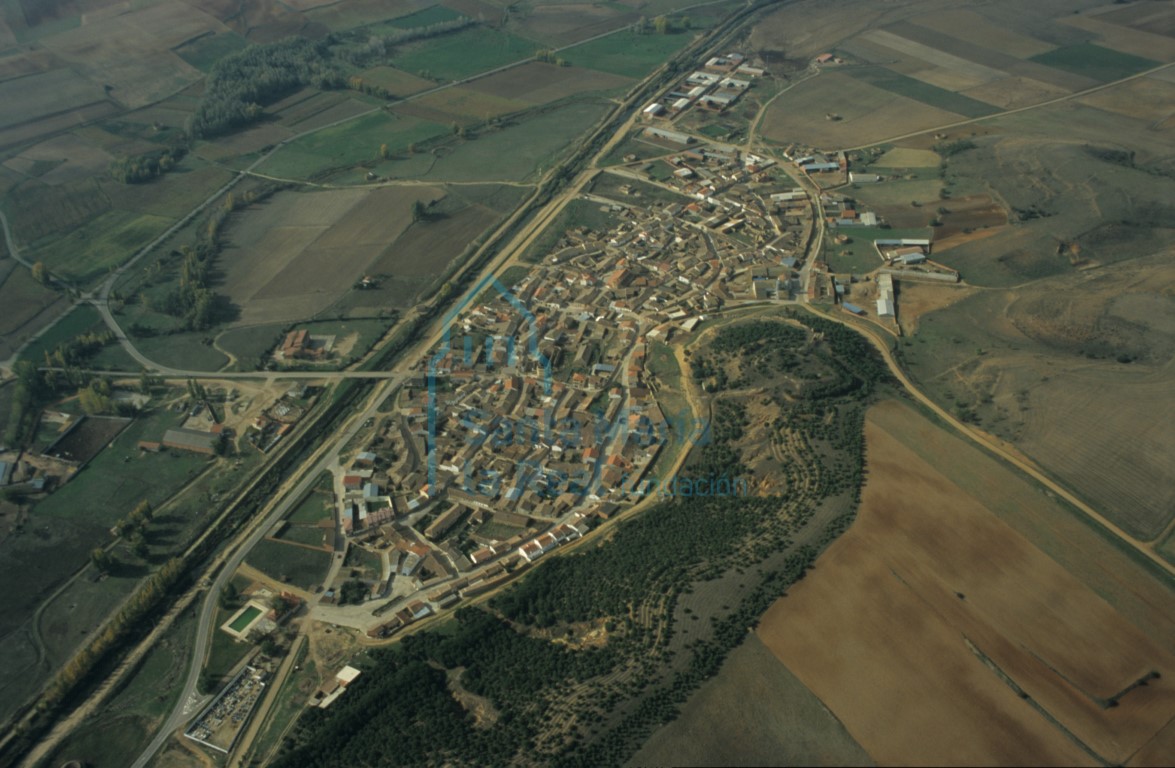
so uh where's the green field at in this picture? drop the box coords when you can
[278,524,330,548]
[403,99,611,182]
[1030,43,1158,83]
[384,5,461,29]
[216,323,285,370]
[132,333,229,371]
[844,66,1000,119]
[174,32,249,72]
[392,27,539,82]
[207,607,254,683]
[287,474,334,524]
[564,30,694,78]
[30,210,173,286]
[258,111,447,179]
[33,409,211,528]
[246,539,333,591]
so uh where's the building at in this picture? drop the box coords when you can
[162,428,219,455]
[644,127,694,145]
[280,329,309,359]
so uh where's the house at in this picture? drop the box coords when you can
[280,329,310,359]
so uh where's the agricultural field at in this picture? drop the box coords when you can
[396,98,612,182]
[390,26,540,83]
[631,633,872,767]
[355,65,436,97]
[753,398,1175,766]
[0,261,67,363]
[215,186,434,326]
[562,28,695,78]
[256,111,447,179]
[751,0,1175,150]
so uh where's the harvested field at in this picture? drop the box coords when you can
[842,64,1000,119]
[861,29,1004,87]
[217,186,439,325]
[756,399,1175,766]
[1029,43,1159,84]
[193,121,295,162]
[631,634,872,767]
[908,9,1056,58]
[465,61,632,105]
[932,194,1007,243]
[8,133,115,186]
[281,97,376,133]
[0,101,118,152]
[356,65,435,97]
[173,30,248,71]
[760,72,965,149]
[960,75,1071,110]
[0,68,107,130]
[302,0,420,31]
[1060,14,1175,65]
[395,86,530,125]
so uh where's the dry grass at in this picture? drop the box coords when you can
[907,9,1056,58]
[760,72,965,149]
[755,399,1175,766]
[466,62,633,105]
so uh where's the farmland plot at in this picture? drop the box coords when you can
[216,186,438,325]
[756,400,1175,766]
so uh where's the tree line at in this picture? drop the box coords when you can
[109,145,187,184]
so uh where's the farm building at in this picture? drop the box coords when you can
[842,303,866,315]
[737,65,765,77]
[644,127,694,145]
[850,172,881,183]
[162,428,220,455]
[805,162,841,172]
[877,298,895,317]
[642,102,665,117]
[815,53,834,64]
[859,212,879,226]
[686,71,721,86]
[280,330,310,359]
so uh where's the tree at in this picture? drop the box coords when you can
[129,531,149,559]
[653,15,669,34]
[379,143,389,160]
[91,548,114,574]
[220,582,240,609]
[31,261,48,285]
[412,200,429,223]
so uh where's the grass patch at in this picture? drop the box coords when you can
[30,210,173,287]
[287,474,334,524]
[1029,43,1158,83]
[206,607,254,682]
[245,539,333,591]
[589,171,690,206]
[843,65,1000,119]
[217,323,285,370]
[131,333,229,371]
[392,27,540,82]
[520,198,624,262]
[563,30,694,78]
[278,524,330,548]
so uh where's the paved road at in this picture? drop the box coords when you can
[130,376,402,768]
